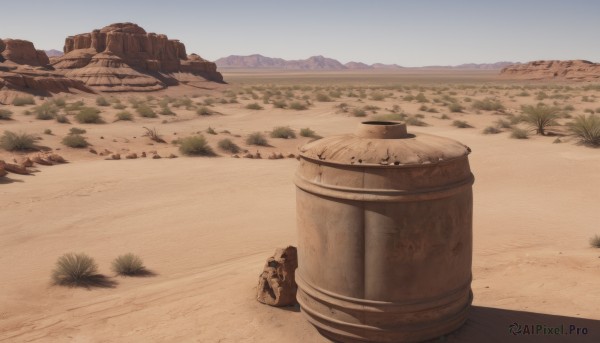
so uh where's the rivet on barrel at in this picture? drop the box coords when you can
[295,121,474,343]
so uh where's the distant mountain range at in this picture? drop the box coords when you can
[45,49,63,57]
[215,54,517,70]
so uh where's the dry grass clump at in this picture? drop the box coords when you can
[115,111,133,121]
[179,135,215,156]
[520,104,560,135]
[0,131,36,151]
[245,102,264,110]
[405,116,428,126]
[62,134,89,148]
[568,114,600,147]
[289,101,308,110]
[483,126,501,134]
[136,104,157,118]
[246,132,269,146]
[12,96,35,106]
[33,102,59,120]
[590,234,600,248]
[218,138,241,153]
[96,96,110,106]
[352,108,367,117]
[112,253,147,276]
[76,107,103,123]
[472,98,505,112]
[270,126,296,139]
[197,106,213,116]
[0,109,13,120]
[452,120,473,128]
[448,103,464,113]
[51,253,99,287]
[300,128,317,138]
[56,114,70,123]
[510,127,529,139]
[143,127,166,143]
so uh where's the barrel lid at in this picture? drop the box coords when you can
[299,121,471,166]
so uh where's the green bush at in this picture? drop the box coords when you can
[96,96,110,106]
[289,101,308,110]
[76,107,103,123]
[62,134,89,148]
[568,114,600,146]
[12,96,35,106]
[136,104,157,118]
[0,131,36,151]
[179,135,215,156]
[245,102,263,110]
[0,109,12,120]
[33,102,59,120]
[270,126,296,139]
[111,253,147,276]
[300,128,317,137]
[115,111,133,121]
[246,132,269,146]
[218,138,241,153]
[510,128,529,139]
[452,120,473,128]
[51,253,99,286]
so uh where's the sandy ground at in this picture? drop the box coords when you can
[1,71,600,342]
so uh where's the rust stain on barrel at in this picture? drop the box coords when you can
[295,121,474,343]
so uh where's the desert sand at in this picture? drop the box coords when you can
[1,70,600,342]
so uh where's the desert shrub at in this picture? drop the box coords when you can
[44,129,52,135]
[0,109,12,120]
[584,108,595,114]
[96,96,110,106]
[272,100,287,108]
[363,105,380,112]
[352,108,366,117]
[0,131,36,151]
[590,234,600,248]
[289,102,307,110]
[159,105,175,115]
[270,126,296,139]
[553,138,562,144]
[76,107,103,123]
[113,103,126,110]
[136,104,157,118]
[246,132,269,146]
[52,97,66,107]
[483,126,501,134]
[56,114,70,123]
[440,114,450,120]
[64,100,85,113]
[315,93,332,102]
[69,127,87,135]
[203,98,215,106]
[510,128,529,139]
[520,104,560,135]
[218,138,240,153]
[33,102,59,120]
[12,96,35,106]
[516,91,530,97]
[419,105,428,111]
[448,103,464,113]
[51,253,99,286]
[403,94,415,101]
[206,126,217,135]
[472,98,505,112]
[197,106,213,116]
[178,135,215,156]
[111,253,147,276]
[568,114,600,146]
[415,93,428,103]
[370,92,386,101]
[245,102,263,110]
[172,97,194,110]
[405,116,428,126]
[452,120,473,128]
[115,111,133,121]
[300,128,317,137]
[495,119,512,129]
[62,134,88,148]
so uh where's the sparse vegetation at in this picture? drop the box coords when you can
[289,101,308,110]
[69,127,87,135]
[300,128,317,138]
[0,131,36,151]
[51,253,99,286]
[12,96,35,106]
[44,129,53,135]
[62,134,89,148]
[111,253,147,276]
[206,126,217,135]
[115,111,133,121]
[483,126,501,134]
[0,109,13,120]
[96,96,110,106]
[246,132,269,146]
[143,127,166,143]
[33,102,59,120]
[245,102,263,110]
[520,104,560,135]
[218,138,241,153]
[510,127,529,139]
[590,234,600,248]
[270,126,296,139]
[197,106,213,116]
[568,114,600,146]
[352,108,366,117]
[56,114,70,123]
[136,104,157,118]
[178,135,215,156]
[76,107,103,123]
[448,103,464,113]
[452,120,473,128]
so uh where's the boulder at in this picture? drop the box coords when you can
[257,246,298,307]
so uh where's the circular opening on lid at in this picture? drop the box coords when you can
[356,121,409,139]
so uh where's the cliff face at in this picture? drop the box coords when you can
[52,23,224,91]
[500,60,600,81]
[0,38,91,104]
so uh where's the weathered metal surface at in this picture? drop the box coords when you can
[295,121,474,342]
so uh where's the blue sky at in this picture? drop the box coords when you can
[2,0,600,67]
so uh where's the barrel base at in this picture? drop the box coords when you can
[297,274,472,343]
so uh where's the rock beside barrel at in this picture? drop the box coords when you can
[257,246,298,307]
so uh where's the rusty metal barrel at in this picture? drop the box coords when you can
[295,121,474,343]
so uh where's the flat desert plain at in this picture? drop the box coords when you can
[1,70,599,342]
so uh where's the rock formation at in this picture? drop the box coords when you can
[257,246,298,307]
[500,60,600,81]
[0,38,92,104]
[52,23,223,91]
